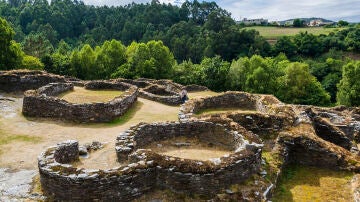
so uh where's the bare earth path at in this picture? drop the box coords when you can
[0,91,218,200]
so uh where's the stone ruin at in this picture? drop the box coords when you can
[119,78,209,105]
[38,121,262,201]
[0,69,68,92]
[2,70,360,201]
[0,70,211,123]
[179,91,360,200]
[22,80,138,123]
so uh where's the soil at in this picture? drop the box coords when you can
[0,93,179,170]
[144,137,231,161]
[58,86,124,103]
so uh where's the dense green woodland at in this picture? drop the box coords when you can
[0,0,360,107]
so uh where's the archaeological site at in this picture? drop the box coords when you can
[1,69,360,201]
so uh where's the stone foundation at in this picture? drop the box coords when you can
[38,121,262,201]
[115,121,262,197]
[139,84,182,105]
[179,91,295,134]
[23,80,138,123]
[0,70,66,92]
[184,84,209,92]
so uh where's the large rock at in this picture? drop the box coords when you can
[54,140,79,164]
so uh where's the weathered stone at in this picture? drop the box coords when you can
[311,116,353,150]
[54,140,79,164]
[0,70,67,92]
[22,81,138,123]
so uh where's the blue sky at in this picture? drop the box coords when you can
[82,0,360,22]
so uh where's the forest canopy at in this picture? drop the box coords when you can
[0,0,360,107]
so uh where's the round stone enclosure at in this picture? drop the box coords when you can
[22,80,138,123]
[178,91,262,121]
[139,84,182,105]
[37,121,262,201]
[115,121,262,197]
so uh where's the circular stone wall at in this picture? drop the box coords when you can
[116,121,262,197]
[178,91,295,133]
[139,84,182,105]
[0,70,67,92]
[38,121,262,201]
[22,80,138,123]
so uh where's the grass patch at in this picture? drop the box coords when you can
[107,101,144,126]
[58,86,124,103]
[0,128,42,155]
[262,151,282,182]
[31,174,43,195]
[0,133,41,146]
[272,165,354,202]
[144,136,231,161]
[242,26,343,40]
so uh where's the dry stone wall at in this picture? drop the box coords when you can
[178,91,295,134]
[0,70,66,92]
[38,121,262,201]
[23,81,138,123]
[139,84,182,105]
[179,91,259,121]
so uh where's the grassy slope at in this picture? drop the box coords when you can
[243,26,342,40]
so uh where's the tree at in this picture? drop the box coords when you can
[228,55,284,93]
[21,55,44,70]
[293,19,304,27]
[201,56,230,91]
[337,20,349,27]
[0,17,24,70]
[22,33,54,58]
[337,61,360,106]
[96,39,127,79]
[277,62,330,106]
[345,29,360,52]
[294,32,324,56]
[112,40,175,79]
[172,60,204,85]
[273,36,297,58]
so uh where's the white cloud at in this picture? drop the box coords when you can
[215,0,360,22]
[80,0,360,22]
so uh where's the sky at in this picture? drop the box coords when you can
[81,0,360,22]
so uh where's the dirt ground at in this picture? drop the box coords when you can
[0,96,178,170]
[0,90,220,200]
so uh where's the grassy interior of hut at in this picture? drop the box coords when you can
[143,136,231,161]
[58,86,124,103]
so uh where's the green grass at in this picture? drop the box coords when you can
[272,165,354,202]
[58,86,124,104]
[242,26,343,40]
[0,131,41,146]
[0,129,42,155]
[262,151,282,182]
[107,101,144,125]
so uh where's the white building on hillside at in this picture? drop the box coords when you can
[239,18,268,25]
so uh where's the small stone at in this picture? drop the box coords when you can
[225,189,234,194]
[79,146,88,156]
[260,170,267,176]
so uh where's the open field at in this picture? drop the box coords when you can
[242,26,342,40]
